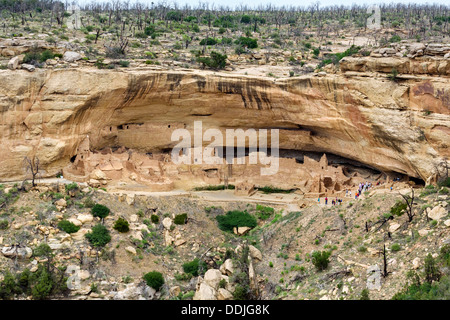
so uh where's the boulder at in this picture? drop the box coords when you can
[419,229,431,237]
[162,217,172,230]
[203,269,223,290]
[219,259,234,276]
[174,239,186,247]
[63,51,82,62]
[2,246,32,259]
[427,206,447,221]
[233,226,251,235]
[170,286,181,296]
[55,198,67,208]
[68,218,82,227]
[77,213,94,224]
[412,257,420,269]
[21,63,35,72]
[71,228,90,241]
[249,245,262,261]
[389,223,401,233]
[113,283,156,300]
[193,282,217,300]
[7,56,19,70]
[90,169,107,180]
[217,288,233,300]
[125,246,137,255]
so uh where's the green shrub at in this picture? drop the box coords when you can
[0,220,9,230]
[311,250,331,271]
[113,217,130,233]
[216,210,257,233]
[65,182,79,191]
[40,49,54,61]
[151,214,160,224]
[389,34,402,42]
[143,271,165,291]
[255,205,274,220]
[196,51,227,70]
[33,243,53,258]
[91,204,110,219]
[438,177,450,188]
[360,289,370,300]
[199,37,218,45]
[83,197,95,208]
[390,201,407,216]
[424,253,441,283]
[182,258,207,276]
[174,213,188,225]
[358,246,367,253]
[119,60,130,67]
[85,224,111,248]
[0,270,19,299]
[257,186,292,194]
[57,220,80,234]
[440,244,450,267]
[232,284,247,300]
[391,243,401,252]
[234,36,257,48]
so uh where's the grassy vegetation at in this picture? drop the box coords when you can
[193,185,235,191]
[216,210,257,233]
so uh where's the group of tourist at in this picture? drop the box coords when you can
[318,197,343,206]
[318,181,376,206]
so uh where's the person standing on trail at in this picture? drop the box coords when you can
[325,197,328,205]
[318,197,320,204]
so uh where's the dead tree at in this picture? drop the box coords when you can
[399,188,415,223]
[23,156,40,187]
[382,243,388,277]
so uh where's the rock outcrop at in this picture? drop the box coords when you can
[0,67,448,186]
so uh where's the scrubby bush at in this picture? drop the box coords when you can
[113,217,130,233]
[391,243,401,252]
[151,214,160,224]
[182,258,207,276]
[83,197,95,208]
[143,271,164,291]
[91,204,110,219]
[311,250,331,271]
[57,220,80,234]
[65,182,79,191]
[216,210,257,232]
[0,220,9,230]
[196,51,227,70]
[174,213,188,225]
[390,201,407,216]
[33,243,53,258]
[119,60,130,67]
[424,253,441,283]
[360,289,370,300]
[199,37,218,45]
[85,224,111,247]
[234,36,257,48]
[255,205,274,220]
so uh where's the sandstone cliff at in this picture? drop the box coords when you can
[0,66,448,184]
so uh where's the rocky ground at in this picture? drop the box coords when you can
[0,180,448,300]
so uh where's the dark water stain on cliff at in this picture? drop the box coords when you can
[122,74,159,106]
[193,75,206,92]
[167,73,183,91]
[216,78,273,110]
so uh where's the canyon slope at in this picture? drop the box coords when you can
[0,63,449,185]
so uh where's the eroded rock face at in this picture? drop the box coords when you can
[0,68,448,184]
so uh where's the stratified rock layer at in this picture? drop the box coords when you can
[0,67,448,183]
